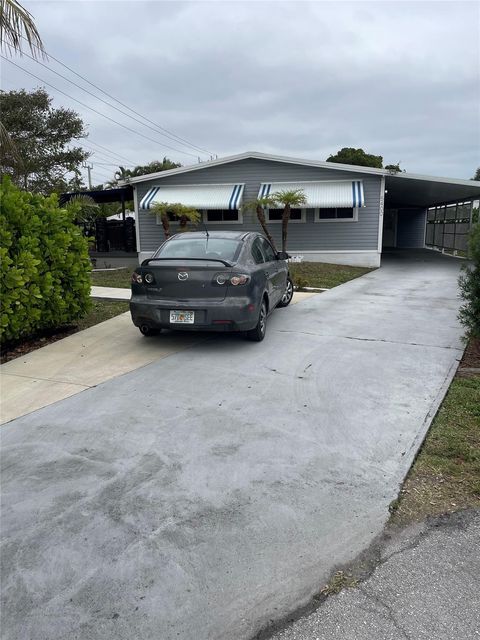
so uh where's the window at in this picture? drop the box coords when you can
[315,207,357,222]
[260,237,277,262]
[153,237,243,262]
[204,209,241,223]
[266,208,304,223]
[251,238,265,264]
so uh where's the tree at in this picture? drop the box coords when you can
[458,222,480,338]
[385,162,403,173]
[270,189,307,252]
[150,202,201,239]
[112,158,181,185]
[0,88,89,194]
[327,147,383,169]
[242,195,278,250]
[472,168,480,181]
[0,0,47,155]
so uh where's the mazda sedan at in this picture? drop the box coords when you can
[130,231,293,341]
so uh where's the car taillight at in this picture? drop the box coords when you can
[230,274,249,286]
[132,272,143,284]
[216,274,228,285]
[213,273,250,286]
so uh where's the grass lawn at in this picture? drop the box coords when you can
[76,300,130,330]
[390,340,480,525]
[91,263,374,290]
[289,262,373,289]
[1,300,129,363]
[91,268,134,289]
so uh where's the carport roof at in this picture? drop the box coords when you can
[385,172,480,208]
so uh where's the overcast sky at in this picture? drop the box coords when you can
[3,0,479,184]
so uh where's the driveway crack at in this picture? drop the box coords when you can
[275,329,463,351]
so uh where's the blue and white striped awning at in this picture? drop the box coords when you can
[259,180,365,208]
[140,183,244,210]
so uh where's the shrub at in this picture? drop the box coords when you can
[0,177,91,343]
[458,223,480,338]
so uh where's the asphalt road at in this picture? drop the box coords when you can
[271,510,480,640]
[1,251,465,640]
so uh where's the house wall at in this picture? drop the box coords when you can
[396,208,427,248]
[134,158,383,267]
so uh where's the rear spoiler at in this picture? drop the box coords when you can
[142,257,234,268]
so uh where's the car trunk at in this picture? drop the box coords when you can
[142,260,231,301]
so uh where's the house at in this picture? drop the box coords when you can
[123,152,480,267]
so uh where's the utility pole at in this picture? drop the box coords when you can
[82,162,93,189]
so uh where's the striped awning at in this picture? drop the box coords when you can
[258,180,365,208]
[139,183,244,210]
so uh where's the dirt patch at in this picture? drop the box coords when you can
[458,336,480,375]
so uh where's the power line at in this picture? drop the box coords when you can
[13,46,212,156]
[22,36,214,156]
[83,145,133,166]
[1,56,201,159]
[85,140,136,164]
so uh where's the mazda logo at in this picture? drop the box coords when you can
[178,272,189,281]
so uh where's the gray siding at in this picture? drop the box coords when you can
[134,158,382,253]
[396,209,427,248]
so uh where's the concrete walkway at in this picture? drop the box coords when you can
[0,290,316,424]
[271,510,480,640]
[1,252,465,640]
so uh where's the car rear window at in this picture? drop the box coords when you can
[154,237,243,262]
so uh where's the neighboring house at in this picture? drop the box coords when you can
[122,152,480,267]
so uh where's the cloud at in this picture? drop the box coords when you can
[5,0,479,180]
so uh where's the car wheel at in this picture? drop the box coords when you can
[246,299,267,342]
[139,324,160,337]
[277,277,294,307]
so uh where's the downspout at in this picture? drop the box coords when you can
[377,175,386,262]
[133,186,141,264]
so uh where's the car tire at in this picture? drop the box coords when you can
[277,277,294,307]
[139,324,160,337]
[246,299,267,342]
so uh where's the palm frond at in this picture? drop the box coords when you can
[0,0,47,59]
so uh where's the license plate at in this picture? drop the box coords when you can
[169,310,194,324]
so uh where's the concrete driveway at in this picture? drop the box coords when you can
[1,251,465,640]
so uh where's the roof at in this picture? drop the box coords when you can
[122,151,480,208]
[59,186,133,206]
[121,151,387,184]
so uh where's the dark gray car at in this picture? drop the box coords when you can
[130,231,293,341]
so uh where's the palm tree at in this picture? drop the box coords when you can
[1,0,47,158]
[271,189,307,252]
[0,0,46,58]
[151,202,201,239]
[243,195,278,251]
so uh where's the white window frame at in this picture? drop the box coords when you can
[314,207,359,223]
[265,207,306,223]
[203,208,243,225]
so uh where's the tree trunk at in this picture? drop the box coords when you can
[256,205,277,251]
[161,213,170,239]
[282,204,291,252]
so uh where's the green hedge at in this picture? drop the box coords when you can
[459,223,480,339]
[0,177,91,343]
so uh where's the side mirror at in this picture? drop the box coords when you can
[276,251,290,261]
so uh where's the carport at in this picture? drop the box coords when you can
[381,172,480,253]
